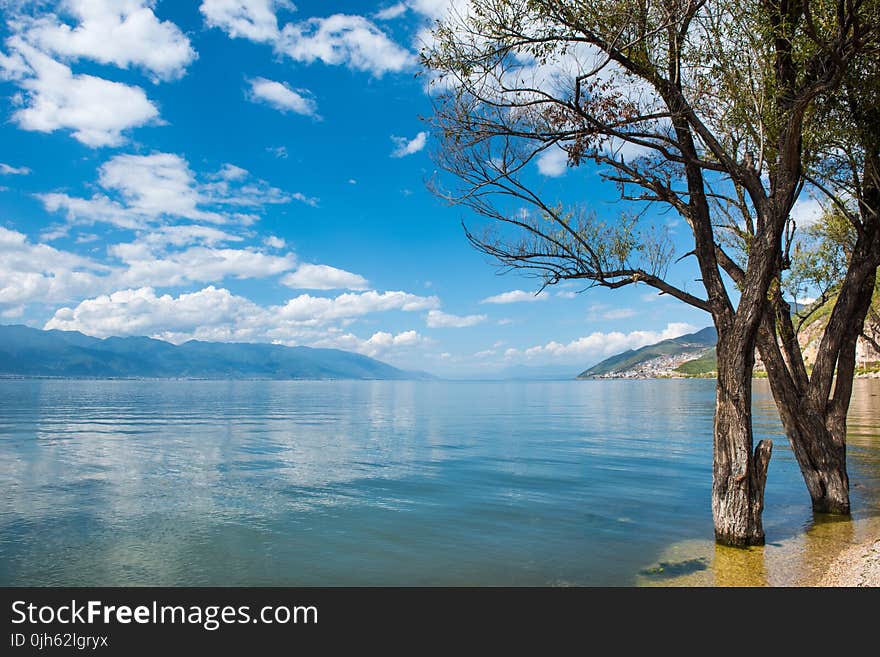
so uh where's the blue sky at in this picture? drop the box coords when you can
[0,0,723,376]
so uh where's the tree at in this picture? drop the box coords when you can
[422,0,875,545]
[757,45,880,514]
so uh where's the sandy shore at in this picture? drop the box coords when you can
[816,536,880,586]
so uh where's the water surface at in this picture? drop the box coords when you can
[1,378,878,586]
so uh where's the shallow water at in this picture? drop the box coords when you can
[0,378,878,586]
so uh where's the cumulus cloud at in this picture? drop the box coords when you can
[200,0,287,43]
[108,243,297,288]
[425,309,486,328]
[202,2,414,76]
[413,1,471,19]
[247,77,319,117]
[275,290,439,323]
[481,289,547,304]
[21,0,196,81]
[39,192,145,230]
[39,152,310,230]
[536,140,650,177]
[100,153,224,221]
[791,196,824,228]
[2,39,159,147]
[0,214,304,313]
[313,329,427,358]
[45,286,265,341]
[214,163,249,181]
[504,322,697,364]
[537,147,568,177]
[277,14,414,76]
[44,286,438,361]
[391,131,428,157]
[0,163,31,175]
[281,264,369,290]
[263,235,286,249]
[0,226,109,307]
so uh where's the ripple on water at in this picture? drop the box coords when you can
[0,378,878,586]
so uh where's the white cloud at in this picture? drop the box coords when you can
[44,286,438,362]
[202,3,414,77]
[314,329,427,358]
[0,163,30,175]
[99,153,221,221]
[247,77,319,117]
[267,145,288,159]
[200,0,286,43]
[556,290,578,299]
[109,243,297,288]
[481,289,547,304]
[791,196,824,228]
[425,309,486,328]
[288,192,319,207]
[264,235,286,249]
[0,226,109,307]
[1,305,24,318]
[215,163,249,181]
[22,0,196,81]
[375,3,409,20]
[537,147,568,177]
[39,152,309,229]
[276,290,439,323]
[505,322,697,364]
[38,192,145,230]
[281,264,369,290]
[391,131,428,157]
[407,0,467,21]
[45,286,265,341]
[277,14,414,76]
[3,40,159,147]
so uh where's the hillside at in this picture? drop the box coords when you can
[577,327,717,379]
[0,325,432,380]
[578,292,880,379]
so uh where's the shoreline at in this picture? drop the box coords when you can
[815,534,880,586]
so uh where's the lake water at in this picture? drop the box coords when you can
[1,378,879,586]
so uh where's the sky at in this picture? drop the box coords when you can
[0,0,777,377]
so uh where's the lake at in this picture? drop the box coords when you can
[1,378,879,586]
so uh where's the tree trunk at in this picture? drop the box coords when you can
[756,309,852,515]
[712,337,773,546]
[776,404,850,514]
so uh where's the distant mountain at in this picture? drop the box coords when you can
[0,325,432,380]
[577,327,717,379]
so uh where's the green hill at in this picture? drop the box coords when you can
[577,327,717,378]
[674,350,718,376]
[579,290,880,380]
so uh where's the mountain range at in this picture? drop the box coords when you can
[0,324,431,380]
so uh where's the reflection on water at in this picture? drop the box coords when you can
[0,378,878,586]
